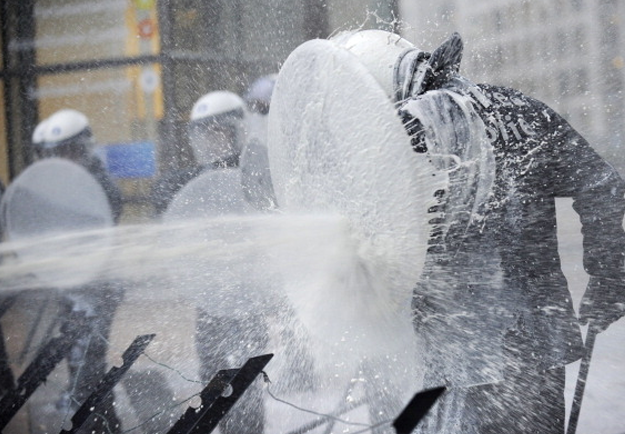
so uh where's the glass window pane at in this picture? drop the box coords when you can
[34,0,159,66]
[37,65,163,145]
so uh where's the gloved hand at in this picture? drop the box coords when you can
[579,276,625,332]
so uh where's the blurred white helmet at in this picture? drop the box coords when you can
[40,109,94,160]
[190,90,245,122]
[244,74,277,115]
[189,91,246,167]
[31,119,48,146]
[331,29,416,101]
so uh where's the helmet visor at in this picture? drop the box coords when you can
[39,128,93,161]
[188,114,243,166]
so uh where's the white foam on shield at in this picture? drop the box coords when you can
[0,158,114,287]
[267,39,446,351]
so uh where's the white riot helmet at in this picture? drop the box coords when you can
[244,74,277,115]
[40,109,94,161]
[332,29,464,102]
[331,29,417,101]
[189,90,246,167]
[32,119,48,146]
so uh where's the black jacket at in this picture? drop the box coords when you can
[404,78,625,383]
[84,156,123,223]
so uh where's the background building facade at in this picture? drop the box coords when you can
[0,0,397,220]
[4,0,621,211]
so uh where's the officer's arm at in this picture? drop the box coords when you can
[545,108,625,330]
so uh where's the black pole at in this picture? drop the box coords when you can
[566,326,598,434]
[393,386,446,434]
[1,1,17,180]
[15,0,38,171]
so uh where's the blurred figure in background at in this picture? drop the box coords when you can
[151,91,247,216]
[241,74,278,211]
[39,109,124,432]
[159,90,268,434]
[0,119,48,398]
[39,109,122,218]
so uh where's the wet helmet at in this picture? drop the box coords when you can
[333,29,464,102]
[40,109,94,161]
[189,91,246,167]
[32,119,48,146]
[244,74,277,115]
[331,29,417,101]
